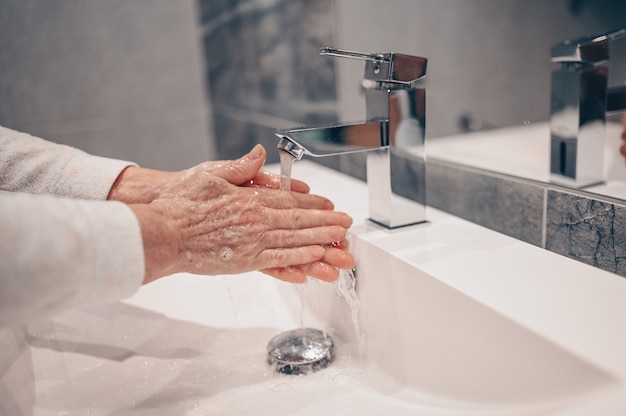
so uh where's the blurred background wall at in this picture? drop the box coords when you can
[0,0,214,171]
[198,0,336,163]
[1,0,625,170]
[334,0,626,139]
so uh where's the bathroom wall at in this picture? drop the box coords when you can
[334,0,626,139]
[327,0,626,277]
[197,0,337,163]
[4,1,625,276]
[0,0,214,171]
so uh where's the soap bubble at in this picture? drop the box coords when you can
[219,247,234,262]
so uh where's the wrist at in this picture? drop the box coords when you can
[108,166,170,204]
[129,203,182,284]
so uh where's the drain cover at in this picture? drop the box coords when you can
[267,328,334,375]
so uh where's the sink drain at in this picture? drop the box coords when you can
[267,328,334,375]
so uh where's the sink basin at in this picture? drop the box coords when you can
[303,221,620,413]
[9,161,626,415]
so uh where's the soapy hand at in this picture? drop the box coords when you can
[108,149,311,203]
[262,240,354,283]
[112,145,354,284]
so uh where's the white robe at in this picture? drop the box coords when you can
[0,125,148,415]
[0,125,144,328]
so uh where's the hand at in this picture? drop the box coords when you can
[108,149,311,203]
[116,145,354,284]
[204,147,355,283]
[262,240,354,283]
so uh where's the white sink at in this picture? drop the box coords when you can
[14,161,626,415]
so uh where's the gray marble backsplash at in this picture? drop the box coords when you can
[427,159,626,279]
[313,152,626,279]
[426,160,546,248]
[546,190,626,277]
[198,0,337,163]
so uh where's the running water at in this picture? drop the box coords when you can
[335,267,366,362]
[278,149,365,360]
[279,150,309,339]
[279,149,294,192]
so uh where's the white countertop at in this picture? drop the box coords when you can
[25,160,626,415]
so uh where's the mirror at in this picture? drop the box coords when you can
[333,0,626,200]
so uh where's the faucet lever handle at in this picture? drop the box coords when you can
[551,25,626,65]
[320,46,427,88]
[320,47,387,62]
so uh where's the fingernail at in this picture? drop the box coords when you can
[249,144,263,159]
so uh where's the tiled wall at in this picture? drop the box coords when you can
[427,158,626,278]
[546,190,626,276]
[197,0,337,163]
[426,160,546,247]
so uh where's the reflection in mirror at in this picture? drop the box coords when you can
[548,26,626,189]
[334,0,626,200]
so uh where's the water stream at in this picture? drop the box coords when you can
[278,150,365,360]
[279,149,293,193]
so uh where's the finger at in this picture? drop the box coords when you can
[322,246,355,269]
[262,262,339,283]
[262,208,353,230]
[261,226,347,248]
[255,245,325,270]
[259,190,335,210]
[258,209,352,232]
[211,144,267,185]
[301,261,340,282]
[247,170,311,193]
[261,267,307,283]
[289,192,335,210]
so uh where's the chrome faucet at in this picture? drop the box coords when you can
[550,27,626,187]
[276,47,428,228]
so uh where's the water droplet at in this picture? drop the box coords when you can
[223,226,236,238]
[219,247,233,262]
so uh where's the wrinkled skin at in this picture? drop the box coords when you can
[110,145,355,284]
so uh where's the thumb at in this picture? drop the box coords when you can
[212,144,266,185]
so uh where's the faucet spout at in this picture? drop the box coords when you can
[276,47,428,229]
[276,121,386,159]
[277,137,305,160]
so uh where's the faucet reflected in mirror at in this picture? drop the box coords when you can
[276,47,427,229]
[550,26,626,188]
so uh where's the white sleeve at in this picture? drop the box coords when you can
[0,191,145,328]
[0,125,136,199]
